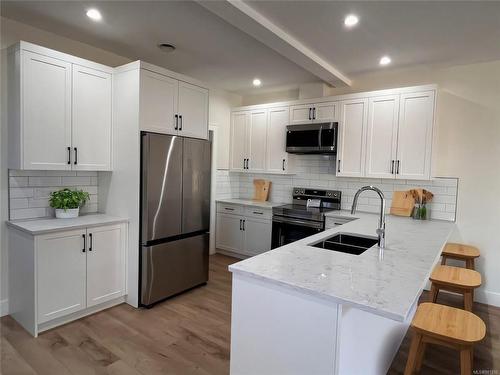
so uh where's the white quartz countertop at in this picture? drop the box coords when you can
[216,198,285,209]
[229,212,455,322]
[7,214,129,235]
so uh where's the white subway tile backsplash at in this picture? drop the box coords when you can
[215,154,458,222]
[8,170,99,220]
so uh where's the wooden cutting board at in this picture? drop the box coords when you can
[390,190,415,217]
[253,179,271,201]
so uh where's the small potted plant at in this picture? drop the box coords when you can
[49,188,90,219]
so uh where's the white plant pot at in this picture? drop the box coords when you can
[55,208,80,219]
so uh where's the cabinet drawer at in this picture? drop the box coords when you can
[217,203,243,215]
[244,207,272,220]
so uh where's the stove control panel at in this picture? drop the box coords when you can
[292,187,341,209]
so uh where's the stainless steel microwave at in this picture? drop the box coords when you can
[286,122,338,154]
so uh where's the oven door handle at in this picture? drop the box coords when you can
[272,216,323,229]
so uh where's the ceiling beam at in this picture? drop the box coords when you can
[197,0,351,87]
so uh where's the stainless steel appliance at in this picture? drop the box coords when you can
[271,188,341,248]
[286,122,338,154]
[140,132,211,307]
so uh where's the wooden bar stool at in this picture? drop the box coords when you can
[442,243,480,270]
[430,265,481,311]
[404,302,486,375]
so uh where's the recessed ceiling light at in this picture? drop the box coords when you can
[379,56,392,66]
[344,14,359,27]
[158,43,176,53]
[252,78,262,87]
[86,8,102,21]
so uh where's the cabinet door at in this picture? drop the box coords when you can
[230,111,249,171]
[178,81,209,139]
[313,102,338,123]
[290,104,312,124]
[266,106,289,173]
[243,218,272,256]
[86,225,125,307]
[337,99,368,177]
[22,51,72,170]
[248,109,268,172]
[397,91,435,180]
[365,95,399,178]
[37,229,86,324]
[140,70,178,135]
[216,213,244,253]
[72,65,112,171]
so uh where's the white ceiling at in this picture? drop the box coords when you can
[0,1,319,95]
[247,0,500,75]
[2,1,500,95]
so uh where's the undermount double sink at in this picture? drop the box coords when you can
[311,233,379,255]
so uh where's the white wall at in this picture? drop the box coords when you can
[0,16,242,313]
[241,60,500,306]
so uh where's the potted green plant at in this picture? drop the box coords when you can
[49,188,90,219]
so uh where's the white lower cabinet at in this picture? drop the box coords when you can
[9,222,127,337]
[37,229,87,324]
[216,203,272,258]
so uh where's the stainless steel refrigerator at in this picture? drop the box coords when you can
[140,132,211,307]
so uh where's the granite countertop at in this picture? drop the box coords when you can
[216,198,285,209]
[7,214,129,235]
[229,212,455,322]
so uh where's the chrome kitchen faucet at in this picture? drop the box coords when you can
[351,186,386,249]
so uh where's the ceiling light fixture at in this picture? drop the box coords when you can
[252,78,262,87]
[86,8,102,21]
[158,43,176,53]
[344,14,359,27]
[379,56,392,66]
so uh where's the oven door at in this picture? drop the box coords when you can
[271,216,324,249]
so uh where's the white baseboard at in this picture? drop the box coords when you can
[0,299,9,317]
[475,289,500,308]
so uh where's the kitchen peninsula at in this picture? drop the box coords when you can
[229,212,455,375]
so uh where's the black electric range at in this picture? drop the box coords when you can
[271,188,341,248]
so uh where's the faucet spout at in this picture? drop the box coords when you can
[351,186,386,249]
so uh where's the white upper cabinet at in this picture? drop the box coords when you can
[313,102,338,123]
[8,42,113,171]
[266,106,289,173]
[290,101,337,124]
[140,69,179,135]
[289,104,313,124]
[19,51,72,170]
[177,81,209,140]
[337,98,368,177]
[365,95,400,178]
[396,91,435,180]
[139,72,209,140]
[72,65,112,171]
[248,109,268,172]
[230,111,249,171]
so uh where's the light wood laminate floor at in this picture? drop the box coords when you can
[1,254,499,374]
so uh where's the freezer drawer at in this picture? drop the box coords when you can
[140,233,209,306]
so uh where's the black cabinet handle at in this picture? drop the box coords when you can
[67,147,71,165]
[337,160,341,173]
[88,233,93,252]
[82,234,86,253]
[391,160,395,174]
[179,115,183,131]
[242,219,245,231]
[312,107,316,120]
[396,160,400,174]
[74,147,78,165]
[308,107,312,120]
[174,114,178,130]
[282,159,286,171]
[253,211,263,215]
[239,219,242,231]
